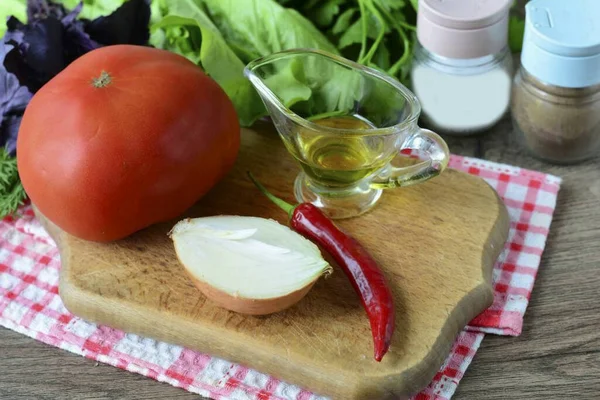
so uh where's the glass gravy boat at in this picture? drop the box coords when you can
[244,49,449,219]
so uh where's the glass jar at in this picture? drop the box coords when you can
[512,69,600,164]
[411,0,514,136]
[411,42,513,135]
[511,0,600,164]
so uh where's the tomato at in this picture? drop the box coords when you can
[17,45,240,242]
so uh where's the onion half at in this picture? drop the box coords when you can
[169,216,332,315]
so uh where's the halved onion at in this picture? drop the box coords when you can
[169,216,332,315]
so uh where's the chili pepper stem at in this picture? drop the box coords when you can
[247,172,296,218]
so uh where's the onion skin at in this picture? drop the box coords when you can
[182,267,319,315]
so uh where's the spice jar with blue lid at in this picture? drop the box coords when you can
[511,0,600,164]
[411,0,514,136]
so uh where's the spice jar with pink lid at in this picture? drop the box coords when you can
[411,0,514,135]
[511,0,600,164]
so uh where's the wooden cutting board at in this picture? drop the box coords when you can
[37,123,509,400]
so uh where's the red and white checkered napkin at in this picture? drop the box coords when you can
[0,154,561,400]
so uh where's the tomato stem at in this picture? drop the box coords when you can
[92,71,112,88]
[247,172,295,217]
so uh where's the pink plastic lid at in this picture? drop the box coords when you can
[417,0,513,59]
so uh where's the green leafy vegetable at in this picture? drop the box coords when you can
[332,8,357,34]
[307,0,345,28]
[201,0,339,61]
[279,0,417,83]
[150,0,266,127]
[151,0,340,126]
[149,0,419,126]
[0,147,25,218]
[509,15,526,53]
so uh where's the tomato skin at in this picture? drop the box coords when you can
[17,45,240,242]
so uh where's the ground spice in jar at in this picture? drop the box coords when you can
[512,0,600,164]
[512,69,600,163]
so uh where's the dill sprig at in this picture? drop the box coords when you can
[0,148,27,219]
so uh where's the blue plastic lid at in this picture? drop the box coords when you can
[522,0,600,87]
[526,0,600,57]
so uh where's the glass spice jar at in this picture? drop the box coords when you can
[511,0,600,164]
[411,0,514,136]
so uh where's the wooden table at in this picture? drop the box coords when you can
[1,117,599,399]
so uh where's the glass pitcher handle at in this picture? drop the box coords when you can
[370,128,450,189]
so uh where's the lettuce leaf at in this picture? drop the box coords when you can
[201,0,338,62]
[151,0,265,127]
[151,0,340,127]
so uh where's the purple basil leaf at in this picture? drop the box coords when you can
[0,115,23,156]
[0,43,32,115]
[17,18,65,78]
[61,1,83,26]
[2,0,151,100]
[3,20,24,44]
[0,69,32,116]
[84,0,151,46]
[4,15,66,92]
[27,0,69,22]
[63,20,101,64]
[59,2,99,63]
[2,34,34,92]
[0,43,33,156]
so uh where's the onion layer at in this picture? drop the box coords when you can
[169,216,332,315]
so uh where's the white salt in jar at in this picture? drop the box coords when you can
[411,0,514,135]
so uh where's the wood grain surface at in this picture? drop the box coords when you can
[33,125,507,400]
[1,116,599,399]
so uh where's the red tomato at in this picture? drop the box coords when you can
[17,45,240,242]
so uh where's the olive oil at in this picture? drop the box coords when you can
[294,115,393,188]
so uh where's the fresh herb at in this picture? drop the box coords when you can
[0,147,25,218]
[149,0,417,126]
[277,0,418,83]
[0,0,128,37]
[0,42,31,218]
[1,42,32,156]
[4,0,150,92]
[150,0,341,127]
[509,14,526,53]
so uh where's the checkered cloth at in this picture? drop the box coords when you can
[0,154,561,400]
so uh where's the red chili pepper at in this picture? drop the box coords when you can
[248,173,395,362]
